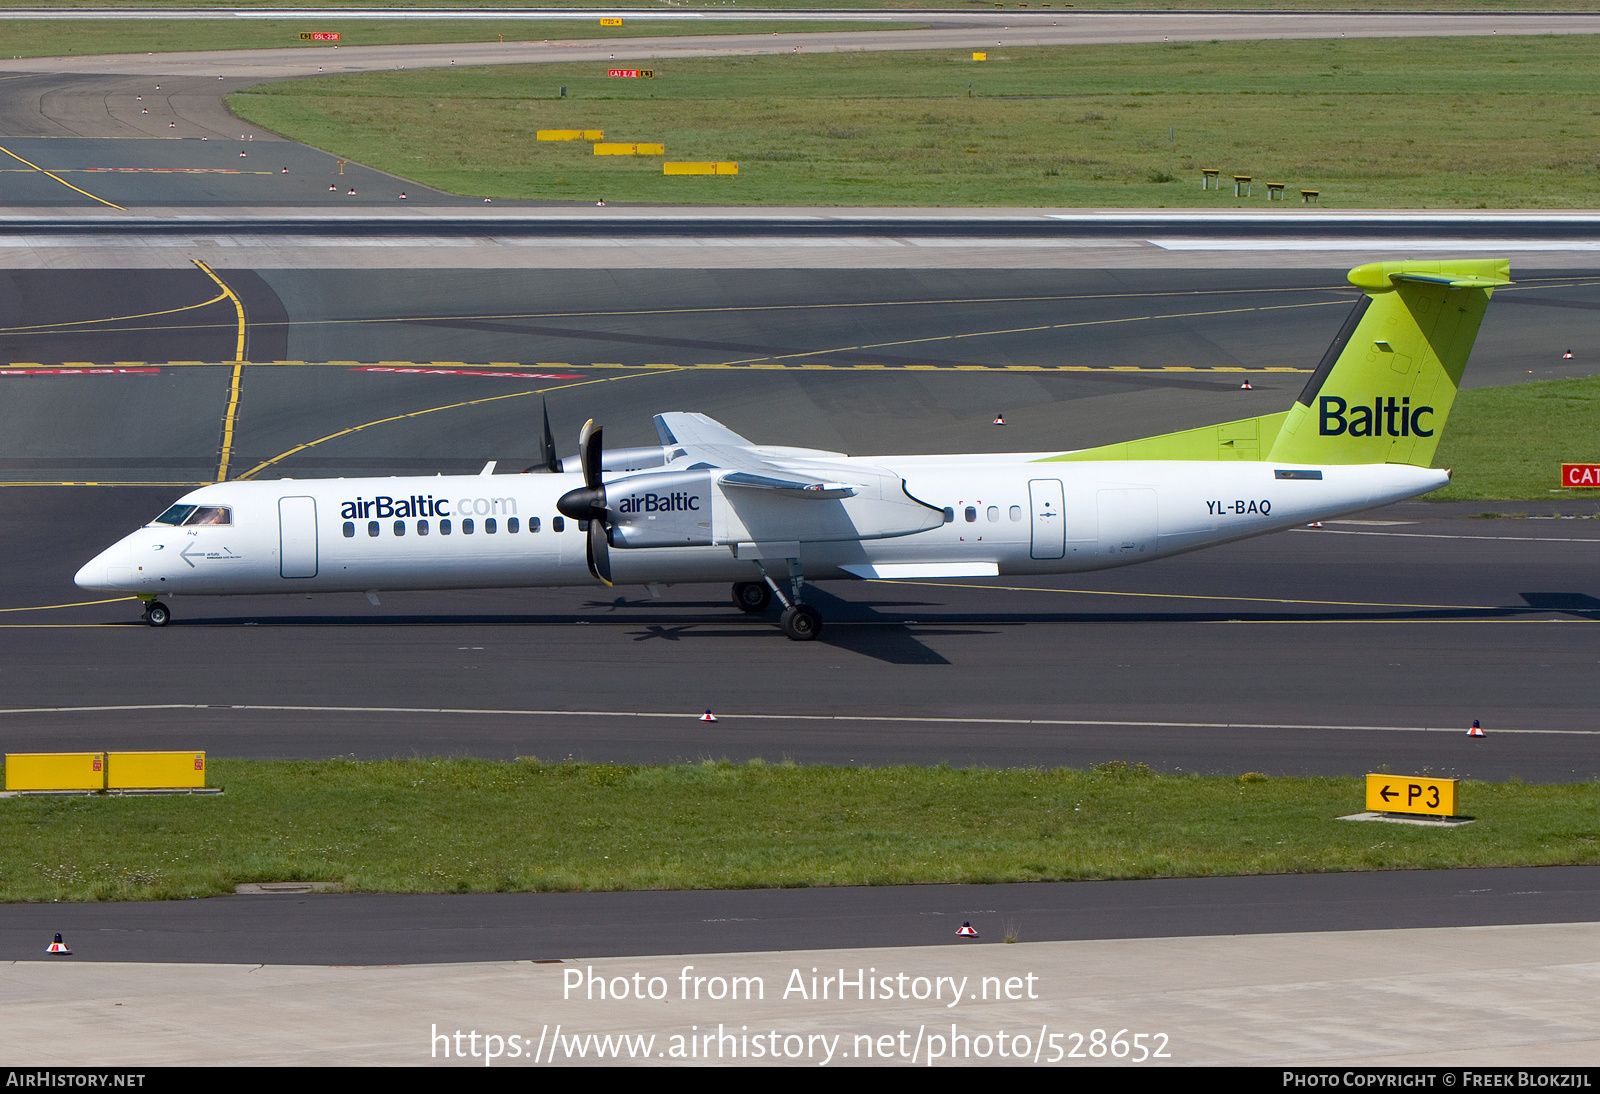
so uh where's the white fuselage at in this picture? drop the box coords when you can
[74,455,1447,598]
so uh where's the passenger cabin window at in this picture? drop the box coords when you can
[529,517,541,533]
[964,506,977,523]
[368,521,379,537]
[342,521,355,538]
[463,518,475,535]
[394,520,405,537]
[1010,505,1022,522]
[440,519,452,535]
[987,506,999,523]
[507,517,519,534]
[418,520,430,536]
[485,518,497,534]
[552,516,565,533]
[942,507,954,523]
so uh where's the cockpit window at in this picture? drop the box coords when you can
[149,504,232,527]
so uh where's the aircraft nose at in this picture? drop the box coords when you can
[75,540,131,591]
[74,553,109,590]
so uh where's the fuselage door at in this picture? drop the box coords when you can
[278,496,318,578]
[1028,478,1066,560]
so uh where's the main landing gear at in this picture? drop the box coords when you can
[737,559,823,642]
[140,600,171,627]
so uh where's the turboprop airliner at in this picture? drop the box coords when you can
[76,259,1508,640]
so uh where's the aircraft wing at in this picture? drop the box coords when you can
[651,413,860,498]
[653,412,755,448]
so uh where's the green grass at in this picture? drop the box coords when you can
[1429,375,1600,500]
[229,36,1600,207]
[2,758,1596,902]
[0,19,903,58]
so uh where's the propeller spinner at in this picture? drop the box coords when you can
[555,419,613,585]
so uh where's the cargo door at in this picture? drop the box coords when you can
[1028,479,1065,559]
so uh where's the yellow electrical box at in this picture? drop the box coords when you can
[1365,774,1459,817]
[6,753,106,792]
[107,752,206,790]
[973,52,988,61]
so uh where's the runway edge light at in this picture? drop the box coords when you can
[47,933,70,955]
[700,709,717,723]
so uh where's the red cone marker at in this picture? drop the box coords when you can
[46,933,70,955]
[700,710,717,723]
[956,922,978,938]
[1468,719,1485,738]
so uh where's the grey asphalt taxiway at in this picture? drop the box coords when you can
[1,267,1596,783]
[5,867,1600,965]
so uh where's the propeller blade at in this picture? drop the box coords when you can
[579,419,603,489]
[586,515,613,586]
[540,398,562,474]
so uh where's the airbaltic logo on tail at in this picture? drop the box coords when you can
[1319,396,1434,438]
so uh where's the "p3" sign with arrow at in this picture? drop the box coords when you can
[1365,774,1459,818]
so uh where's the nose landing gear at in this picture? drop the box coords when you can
[140,600,170,627]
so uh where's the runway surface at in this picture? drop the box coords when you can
[8,14,1600,84]
[5,866,1600,964]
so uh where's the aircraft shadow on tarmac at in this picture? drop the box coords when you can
[125,589,1600,666]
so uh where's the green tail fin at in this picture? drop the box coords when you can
[1265,259,1510,466]
[1036,259,1508,468]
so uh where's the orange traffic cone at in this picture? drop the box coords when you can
[700,710,717,723]
[1468,719,1485,738]
[46,933,70,955]
[956,922,978,938]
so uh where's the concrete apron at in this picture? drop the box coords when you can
[3,921,1599,1066]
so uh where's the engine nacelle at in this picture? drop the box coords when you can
[606,469,716,548]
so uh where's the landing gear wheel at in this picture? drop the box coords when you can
[143,602,170,627]
[779,604,822,641]
[732,581,771,614]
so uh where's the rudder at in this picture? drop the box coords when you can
[1266,259,1510,467]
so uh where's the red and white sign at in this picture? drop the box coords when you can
[351,367,584,379]
[1561,463,1600,487]
[0,368,159,376]
[301,32,341,41]
[608,69,641,78]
